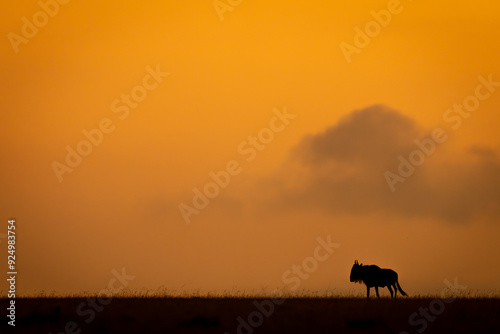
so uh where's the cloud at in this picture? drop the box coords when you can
[242,105,500,223]
[293,105,421,167]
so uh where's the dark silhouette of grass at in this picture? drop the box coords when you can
[4,296,500,334]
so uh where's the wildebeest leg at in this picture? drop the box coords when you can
[393,284,398,298]
[366,286,370,299]
[388,285,393,298]
[375,286,380,298]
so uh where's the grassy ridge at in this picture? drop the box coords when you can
[5,297,500,334]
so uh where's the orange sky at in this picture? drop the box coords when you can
[1,1,500,296]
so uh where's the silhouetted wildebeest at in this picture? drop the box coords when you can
[350,260,408,299]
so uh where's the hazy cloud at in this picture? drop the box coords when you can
[244,105,500,223]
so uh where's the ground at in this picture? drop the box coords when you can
[6,297,500,333]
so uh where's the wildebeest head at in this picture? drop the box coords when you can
[350,260,363,283]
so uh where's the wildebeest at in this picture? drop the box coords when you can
[350,260,408,299]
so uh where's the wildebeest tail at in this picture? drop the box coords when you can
[396,281,408,296]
